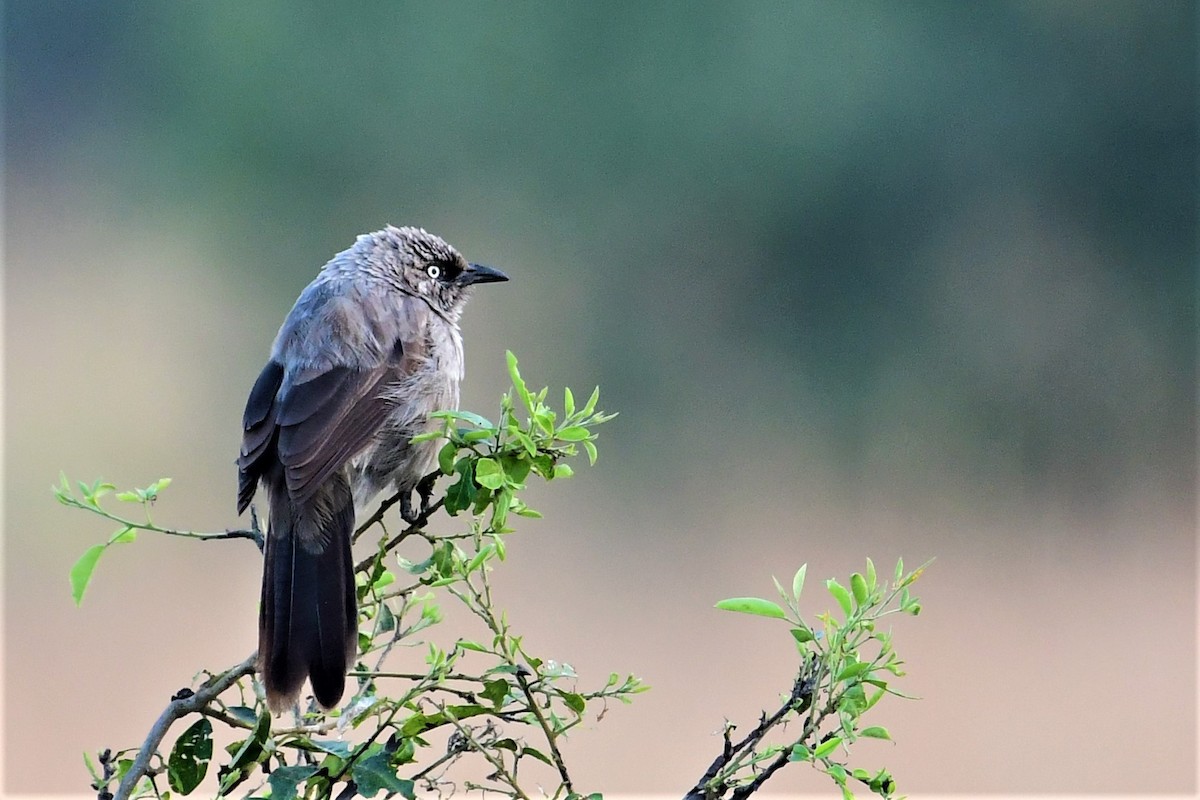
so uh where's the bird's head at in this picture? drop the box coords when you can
[357,225,508,320]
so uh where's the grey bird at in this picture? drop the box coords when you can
[236,226,508,712]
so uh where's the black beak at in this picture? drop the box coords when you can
[460,263,509,286]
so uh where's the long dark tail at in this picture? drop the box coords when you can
[259,477,357,713]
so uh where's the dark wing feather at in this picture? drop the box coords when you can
[275,363,403,505]
[238,361,285,513]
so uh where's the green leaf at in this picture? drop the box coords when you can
[519,745,555,766]
[901,557,935,587]
[167,717,213,794]
[581,385,600,416]
[850,572,868,606]
[267,765,318,800]
[438,441,457,474]
[837,661,872,681]
[500,453,532,484]
[564,386,576,417]
[115,490,141,503]
[865,557,877,591]
[108,526,138,545]
[83,751,101,782]
[444,460,477,515]
[552,463,574,479]
[583,439,598,465]
[894,557,904,585]
[481,678,510,708]
[225,706,258,726]
[466,545,494,573]
[791,563,807,600]
[562,691,586,715]
[491,487,512,530]
[861,726,892,740]
[474,457,505,490]
[827,579,854,617]
[351,751,415,798]
[70,544,106,606]
[813,736,842,759]
[790,627,814,644]
[556,425,590,441]
[219,711,270,793]
[506,351,534,414]
[715,597,787,619]
[789,744,811,761]
[430,409,495,428]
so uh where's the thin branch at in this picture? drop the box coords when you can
[514,671,573,793]
[114,653,257,800]
[683,665,818,800]
[440,709,530,800]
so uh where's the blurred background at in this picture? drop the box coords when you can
[4,1,1195,794]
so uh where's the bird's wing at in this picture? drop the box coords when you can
[238,360,285,513]
[273,358,408,505]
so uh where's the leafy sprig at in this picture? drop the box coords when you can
[692,558,932,799]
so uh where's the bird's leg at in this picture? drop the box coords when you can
[399,491,419,526]
[416,473,438,518]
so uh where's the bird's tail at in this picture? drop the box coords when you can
[258,477,357,713]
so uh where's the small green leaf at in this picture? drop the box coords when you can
[564,386,576,417]
[556,425,590,441]
[865,557,877,591]
[266,765,318,800]
[894,557,904,584]
[789,744,811,762]
[583,440,598,465]
[562,691,586,715]
[115,491,141,503]
[225,706,258,726]
[837,661,871,682]
[438,442,457,474]
[481,678,511,708]
[430,409,494,428]
[474,458,505,490]
[108,526,137,545]
[813,736,842,759]
[850,572,868,605]
[827,579,853,617]
[552,463,574,479]
[861,726,892,740]
[581,385,600,415]
[70,544,107,606]
[466,545,494,573]
[791,563,807,600]
[167,717,213,794]
[715,597,787,619]
[351,751,415,798]
[790,627,814,644]
[506,351,534,414]
[519,745,555,766]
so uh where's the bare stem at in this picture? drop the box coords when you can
[113,654,257,800]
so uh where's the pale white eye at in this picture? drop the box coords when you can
[426,265,441,280]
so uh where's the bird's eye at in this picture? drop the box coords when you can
[426,264,441,280]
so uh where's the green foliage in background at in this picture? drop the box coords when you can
[60,354,926,799]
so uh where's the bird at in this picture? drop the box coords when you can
[236,225,508,713]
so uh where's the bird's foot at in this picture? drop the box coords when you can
[399,492,419,526]
[416,473,438,517]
